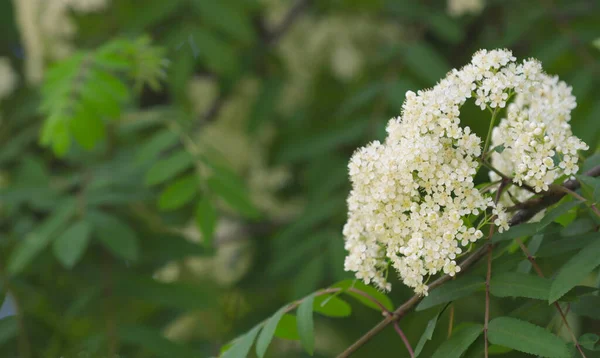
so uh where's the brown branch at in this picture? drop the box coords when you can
[337,164,600,357]
[393,321,415,358]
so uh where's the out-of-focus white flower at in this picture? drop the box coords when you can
[0,58,18,100]
[12,0,110,84]
[448,0,485,17]
[343,49,587,295]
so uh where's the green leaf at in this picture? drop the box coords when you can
[52,220,92,269]
[415,304,450,357]
[157,174,198,210]
[222,325,261,358]
[548,238,600,303]
[313,294,352,317]
[431,323,483,358]
[136,129,179,164]
[7,198,77,275]
[207,175,260,219]
[538,199,582,230]
[115,276,215,310]
[536,232,598,257]
[191,0,255,44]
[87,211,139,261]
[490,272,551,300]
[417,276,484,311]
[195,197,217,248]
[274,314,299,340]
[118,325,196,357]
[0,317,18,346]
[401,43,451,85]
[492,223,538,242]
[577,174,600,203]
[488,317,570,358]
[297,294,315,355]
[332,280,394,312]
[571,295,600,320]
[579,333,599,351]
[144,150,195,187]
[256,307,286,358]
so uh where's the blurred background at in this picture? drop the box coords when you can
[0,0,599,357]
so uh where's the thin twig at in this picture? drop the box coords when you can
[515,239,587,358]
[550,184,600,218]
[393,321,415,358]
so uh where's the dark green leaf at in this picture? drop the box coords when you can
[297,294,315,355]
[0,317,18,346]
[549,238,600,303]
[7,198,77,275]
[417,276,484,311]
[415,304,450,357]
[157,174,198,210]
[488,317,570,358]
[207,176,260,219]
[579,333,599,351]
[492,223,538,242]
[118,325,196,357]
[256,307,286,357]
[490,272,551,300]
[87,211,139,261]
[401,43,451,85]
[571,295,600,319]
[136,129,180,164]
[195,197,217,248]
[52,220,92,269]
[144,150,195,187]
[538,199,582,230]
[431,323,483,358]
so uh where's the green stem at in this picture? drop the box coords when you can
[482,107,499,159]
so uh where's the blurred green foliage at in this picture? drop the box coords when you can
[0,0,599,357]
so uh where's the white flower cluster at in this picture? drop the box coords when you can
[343,49,586,295]
[448,0,485,17]
[489,75,588,193]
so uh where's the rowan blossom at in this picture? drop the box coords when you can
[343,49,587,295]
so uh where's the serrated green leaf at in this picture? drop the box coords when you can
[417,276,484,311]
[52,220,92,269]
[222,325,261,358]
[195,197,217,248]
[490,272,551,300]
[313,294,352,317]
[144,150,195,186]
[157,174,198,210]
[87,211,139,261]
[549,238,600,303]
[7,198,77,275]
[332,279,394,312]
[0,317,18,345]
[118,325,196,357]
[256,307,286,357]
[431,323,483,358]
[488,317,570,358]
[536,232,598,257]
[297,294,315,355]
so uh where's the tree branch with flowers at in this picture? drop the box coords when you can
[219,49,600,358]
